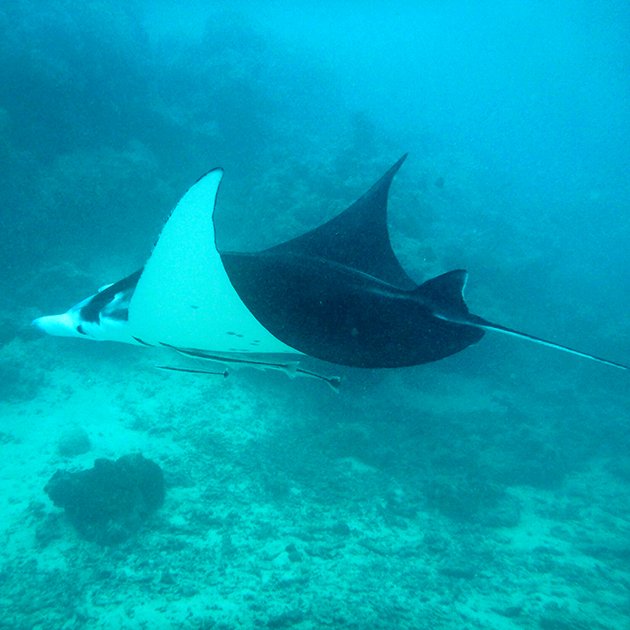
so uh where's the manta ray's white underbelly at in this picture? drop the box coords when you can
[127,168,299,355]
[33,168,301,357]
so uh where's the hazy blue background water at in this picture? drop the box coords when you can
[2,2,630,628]
[3,1,629,363]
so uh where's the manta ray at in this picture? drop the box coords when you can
[33,155,628,386]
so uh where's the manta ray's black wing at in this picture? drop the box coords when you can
[263,154,416,289]
[220,157,487,368]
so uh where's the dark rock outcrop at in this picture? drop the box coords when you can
[44,453,165,545]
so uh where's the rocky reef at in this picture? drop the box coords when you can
[44,454,164,545]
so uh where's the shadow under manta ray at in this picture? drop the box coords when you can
[33,154,628,380]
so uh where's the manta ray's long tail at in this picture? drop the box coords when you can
[470,316,629,371]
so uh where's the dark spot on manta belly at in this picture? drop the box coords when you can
[108,309,128,321]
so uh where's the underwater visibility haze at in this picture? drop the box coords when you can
[1,1,630,628]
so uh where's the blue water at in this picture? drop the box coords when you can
[1,2,629,628]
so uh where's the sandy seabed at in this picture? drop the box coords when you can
[1,333,629,630]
